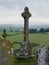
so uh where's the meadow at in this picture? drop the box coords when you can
[0,32,49,65]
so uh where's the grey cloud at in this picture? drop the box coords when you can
[0,0,26,10]
[0,0,49,18]
[27,0,49,17]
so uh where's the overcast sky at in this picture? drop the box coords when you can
[0,0,49,25]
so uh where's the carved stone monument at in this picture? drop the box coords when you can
[0,38,14,65]
[47,47,49,65]
[17,7,32,59]
[37,44,47,65]
[22,7,31,42]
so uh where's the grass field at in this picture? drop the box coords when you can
[0,32,49,65]
[6,32,49,48]
[0,32,49,46]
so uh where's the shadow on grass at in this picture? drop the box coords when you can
[14,56,37,65]
[13,42,39,47]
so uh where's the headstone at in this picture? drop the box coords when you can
[37,44,47,65]
[17,7,32,59]
[47,47,49,65]
[0,38,14,65]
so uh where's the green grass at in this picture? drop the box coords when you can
[6,33,49,50]
[7,34,24,42]
[0,32,49,47]
[29,33,49,47]
[14,44,20,50]
[0,32,49,65]
[7,32,49,65]
[0,32,49,50]
[14,55,37,65]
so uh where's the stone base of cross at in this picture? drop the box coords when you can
[17,41,33,59]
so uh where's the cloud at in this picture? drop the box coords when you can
[0,10,23,24]
[0,0,49,24]
[0,0,26,10]
[0,0,16,10]
[26,0,49,17]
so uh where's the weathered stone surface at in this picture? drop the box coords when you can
[37,44,47,65]
[19,41,28,56]
[21,7,31,42]
[17,55,33,60]
[0,38,14,65]
[47,47,49,65]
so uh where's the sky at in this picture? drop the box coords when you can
[0,0,49,25]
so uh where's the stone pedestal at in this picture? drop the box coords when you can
[17,41,32,59]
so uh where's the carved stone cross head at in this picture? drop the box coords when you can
[21,7,31,19]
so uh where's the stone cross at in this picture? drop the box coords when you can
[16,7,32,59]
[21,7,32,56]
[21,7,31,42]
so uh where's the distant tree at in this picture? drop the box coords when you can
[10,29,13,32]
[39,28,45,33]
[16,29,20,34]
[29,29,37,33]
[2,29,7,38]
[45,28,49,32]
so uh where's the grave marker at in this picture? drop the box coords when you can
[37,44,47,65]
[0,38,14,65]
[21,7,32,56]
[17,7,32,59]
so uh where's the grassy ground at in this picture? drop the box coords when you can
[6,32,49,49]
[14,57,36,65]
[0,32,49,65]
[0,32,49,47]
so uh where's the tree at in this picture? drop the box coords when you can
[29,29,37,33]
[45,28,49,32]
[39,28,45,33]
[2,29,7,38]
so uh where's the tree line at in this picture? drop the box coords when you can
[1,27,49,34]
[29,28,49,33]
